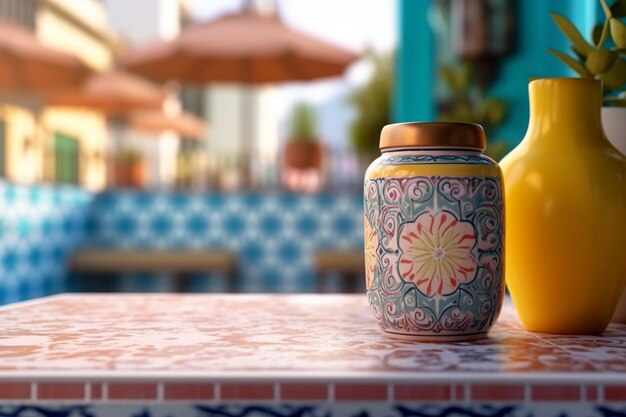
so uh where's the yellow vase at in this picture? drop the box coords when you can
[500,78,626,334]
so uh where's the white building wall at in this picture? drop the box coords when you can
[48,0,108,29]
[204,85,279,188]
[204,86,241,158]
[105,0,180,44]
[253,86,280,185]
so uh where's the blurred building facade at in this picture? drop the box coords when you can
[395,0,604,151]
[199,0,281,190]
[106,0,281,190]
[104,0,189,189]
[0,0,118,190]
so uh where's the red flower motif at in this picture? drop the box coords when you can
[398,211,477,296]
[364,215,378,289]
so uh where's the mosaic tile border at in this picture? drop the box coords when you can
[0,404,625,417]
[0,381,623,403]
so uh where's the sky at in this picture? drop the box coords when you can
[188,0,396,52]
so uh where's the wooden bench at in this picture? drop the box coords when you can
[69,250,238,292]
[314,250,364,293]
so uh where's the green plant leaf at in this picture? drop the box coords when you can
[349,51,393,157]
[484,139,510,161]
[571,46,586,61]
[481,98,508,126]
[600,0,612,17]
[440,64,473,96]
[592,23,604,46]
[610,18,626,48]
[595,18,612,47]
[586,48,619,74]
[551,12,593,56]
[548,48,593,77]
[440,66,459,94]
[596,58,626,89]
[438,112,456,122]
[450,102,475,122]
[458,62,473,92]
[289,102,317,141]
[611,0,626,18]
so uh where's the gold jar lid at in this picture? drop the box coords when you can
[379,122,486,151]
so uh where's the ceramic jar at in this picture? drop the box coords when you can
[364,122,505,341]
[500,78,626,334]
[602,106,626,323]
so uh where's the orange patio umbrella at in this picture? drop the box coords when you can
[128,110,206,138]
[124,10,359,84]
[0,19,91,93]
[49,70,166,113]
[123,9,358,184]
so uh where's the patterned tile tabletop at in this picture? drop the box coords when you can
[0,293,624,377]
[0,294,625,408]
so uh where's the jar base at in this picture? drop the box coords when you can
[383,331,488,342]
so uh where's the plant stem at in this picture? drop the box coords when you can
[598,17,611,47]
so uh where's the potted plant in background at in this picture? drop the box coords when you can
[438,61,510,160]
[281,102,326,192]
[549,0,626,152]
[114,148,146,189]
[349,52,393,165]
[549,0,626,322]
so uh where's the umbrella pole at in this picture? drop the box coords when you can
[108,118,125,188]
[241,85,254,189]
[35,110,49,184]
[240,56,256,190]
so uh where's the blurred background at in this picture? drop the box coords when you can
[0,0,606,302]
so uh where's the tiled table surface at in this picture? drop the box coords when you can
[0,294,624,416]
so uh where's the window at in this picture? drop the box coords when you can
[0,120,5,178]
[54,133,80,185]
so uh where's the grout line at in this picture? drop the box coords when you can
[387,383,393,402]
[274,382,279,402]
[527,331,598,375]
[86,382,91,401]
[524,383,531,403]
[581,384,585,402]
[599,384,604,403]
[157,383,164,402]
[31,382,36,401]
[2,370,622,383]
[215,383,220,401]
[103,383,108,401]
[328,383,334,402]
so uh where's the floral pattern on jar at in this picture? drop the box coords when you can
[364,214,378,290]
[398,210,477,297]
[364,171,504,340]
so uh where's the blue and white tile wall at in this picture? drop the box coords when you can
[84,191,365,293]
[0,182,92,304]
[0,185,364,302]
